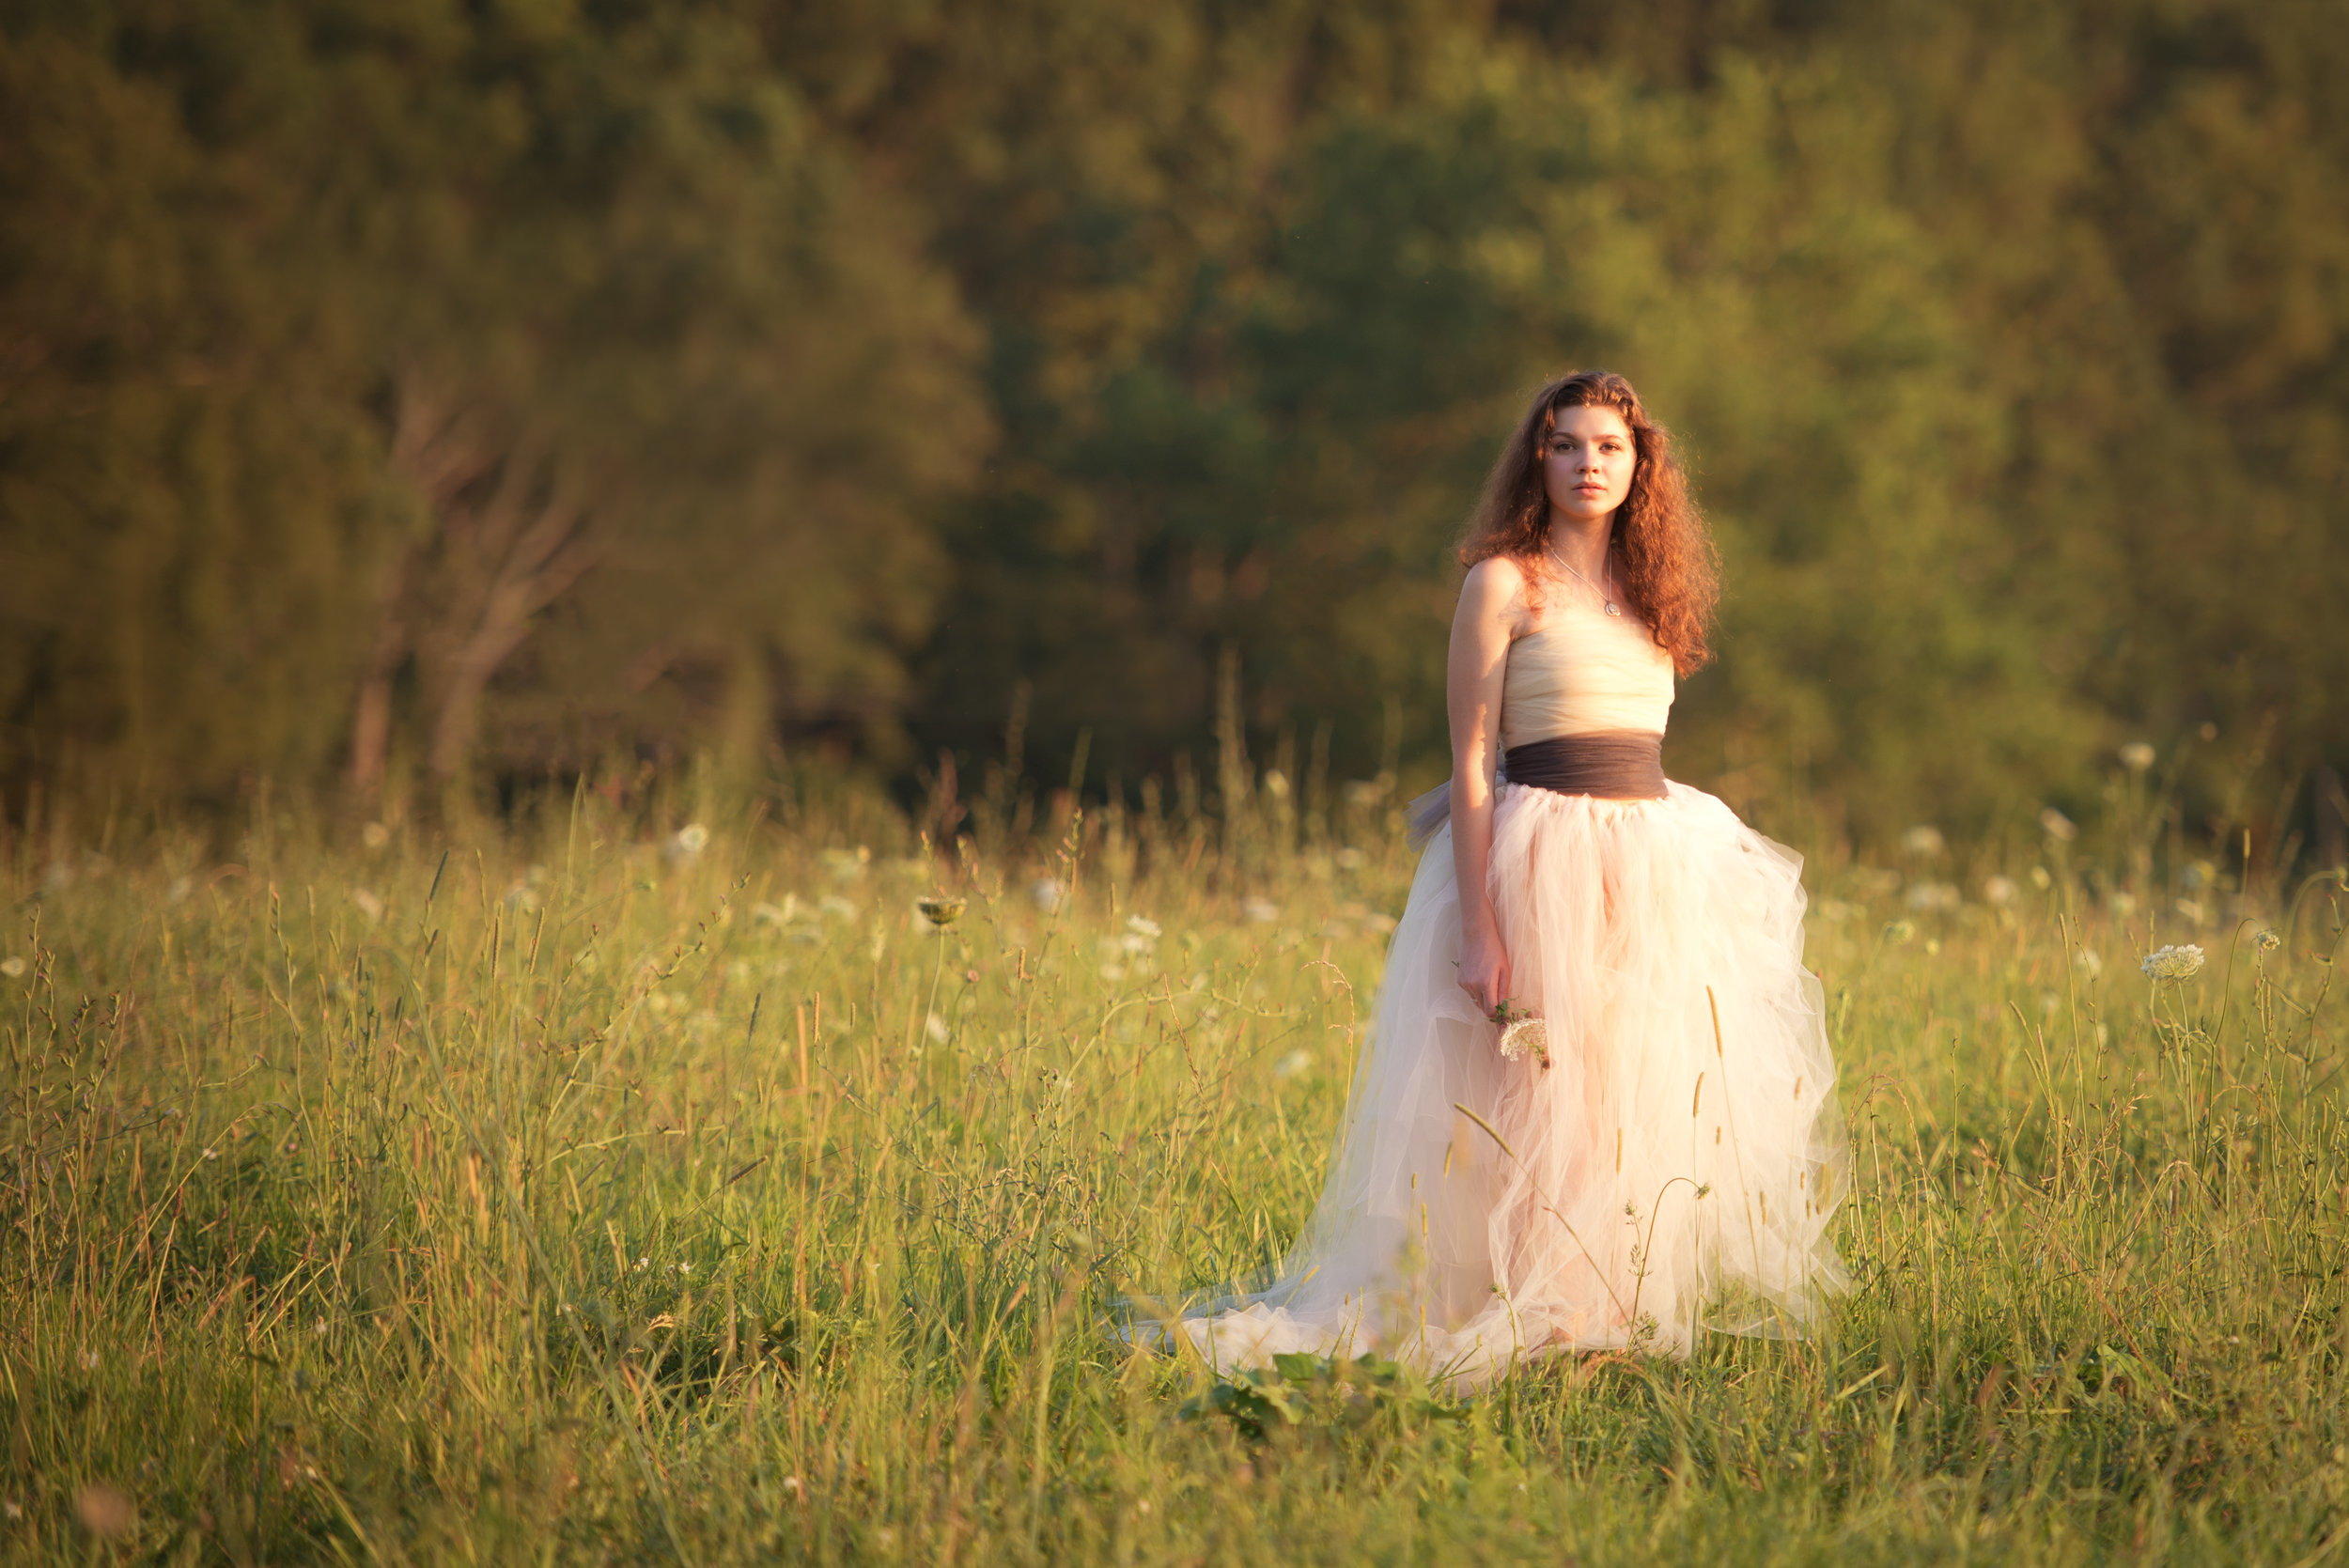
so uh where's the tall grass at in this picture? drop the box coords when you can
[5,771,2347,1564]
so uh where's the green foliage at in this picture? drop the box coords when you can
[2,0,2344,856]
[0,1,981,800]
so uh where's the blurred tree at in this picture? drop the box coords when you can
[0,0,983,808]
[0,24,387,801]
[316,3,986,793]
[1,0,2341,854]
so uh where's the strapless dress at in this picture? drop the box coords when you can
[1132,598,1847,1386]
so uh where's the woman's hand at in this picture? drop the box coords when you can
[1457,907,1511,1018]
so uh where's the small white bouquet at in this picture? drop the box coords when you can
[1489,1000,1550,1070]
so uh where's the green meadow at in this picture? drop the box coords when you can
[6,776,2347,1565]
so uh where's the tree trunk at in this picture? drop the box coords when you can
[375,374,600,786]
[424,477,596,780]
[347,548,412,801]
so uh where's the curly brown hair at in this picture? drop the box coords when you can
[1459,371,1719,675]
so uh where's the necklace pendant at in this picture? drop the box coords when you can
[1604,601,1621,617]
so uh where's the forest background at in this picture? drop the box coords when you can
[3,0,2345,863]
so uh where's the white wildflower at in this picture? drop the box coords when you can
[350,887,384,923]
[1902,825,1945,858]
[1262,769,1292,800]
[1982,875,2017,907]
[2075,948,2102,979]
[2140,944,2205,982]
[2254,929,2281,955]
[1883,920,1917,946]
[1029,877,1065,912]
[2109,892,2137,919]
[361,821,392,850]
[1905,882,1960,912]
[1126,915,1162,939]
[1272,1049,1313,1079]
[925,1013,950,1045]
[1497,1017,1550,1067]
[665,823,710,863]
[2120,741,2156,771]
[0,955,23,979]
[2039,807,2077,843]
[2029,865,2053,891]
[79,1348,99,1370]
[1242,897,1280,924]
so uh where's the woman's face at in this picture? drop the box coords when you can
[1540,404,1637,527]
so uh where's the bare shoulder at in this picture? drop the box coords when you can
[1457,555,1532,624]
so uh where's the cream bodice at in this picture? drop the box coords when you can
[1500,598,1675,751]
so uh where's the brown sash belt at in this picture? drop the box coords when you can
[1502,730,1667,800]
[1405,729,1670,844]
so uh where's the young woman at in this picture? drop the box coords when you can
[1150,371,1847,1385]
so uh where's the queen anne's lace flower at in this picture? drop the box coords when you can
[2140,943,2205,981]
[1497,1017,1550,1068]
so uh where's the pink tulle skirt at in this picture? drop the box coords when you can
[1151,780,1848,1387]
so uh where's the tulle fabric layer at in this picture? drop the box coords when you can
[1140,781,1848,1388]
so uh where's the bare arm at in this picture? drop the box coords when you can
[1448,558,1523,1016]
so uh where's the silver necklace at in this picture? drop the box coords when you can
[1553,550,1622,616]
